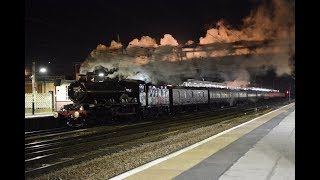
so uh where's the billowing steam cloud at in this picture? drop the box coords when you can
[80,0,294,86]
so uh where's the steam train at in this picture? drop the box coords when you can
[53,75,286,127]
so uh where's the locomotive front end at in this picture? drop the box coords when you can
[53,80,90,127]
[54,104,88,127]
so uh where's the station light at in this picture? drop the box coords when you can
[39,67,47,73]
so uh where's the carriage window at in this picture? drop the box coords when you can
[150,89,154,97]
[66,86,69,100]
[139,85,145,92]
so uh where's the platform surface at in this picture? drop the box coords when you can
[111,103,295,180]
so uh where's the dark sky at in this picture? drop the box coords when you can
[25,0,261,76]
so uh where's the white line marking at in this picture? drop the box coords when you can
[25,114,53,119]
[109,103,294,180]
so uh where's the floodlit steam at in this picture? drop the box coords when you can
[160,34,179,46]
[185,40,194,46]
[128,36,158,48]
[80,0,294,86]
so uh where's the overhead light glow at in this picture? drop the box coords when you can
[39,67,47,73]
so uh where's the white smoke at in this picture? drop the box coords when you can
[80,0,294,85]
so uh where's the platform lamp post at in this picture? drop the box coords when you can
[31,62,36,115]
[31,61,47,115]
[39,67,47,92]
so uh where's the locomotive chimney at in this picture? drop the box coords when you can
[86,72,95,82]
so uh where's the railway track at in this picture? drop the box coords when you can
[25,127,73,138]
[25,100,288,178]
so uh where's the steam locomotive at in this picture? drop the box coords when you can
[53,75,286,127]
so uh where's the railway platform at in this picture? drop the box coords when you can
[112,102,295,180]
[25,112,53,119]
[25,112,62,131]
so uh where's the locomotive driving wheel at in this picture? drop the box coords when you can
[119,93,129,103]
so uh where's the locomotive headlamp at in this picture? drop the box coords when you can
[53,112,59,118]
[80,106,84,111]
[74,111,80,118]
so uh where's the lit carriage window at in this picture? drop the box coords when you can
[139,85,145,92]
[66,86,69,100]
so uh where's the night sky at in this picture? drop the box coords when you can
[25,0,258,75]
